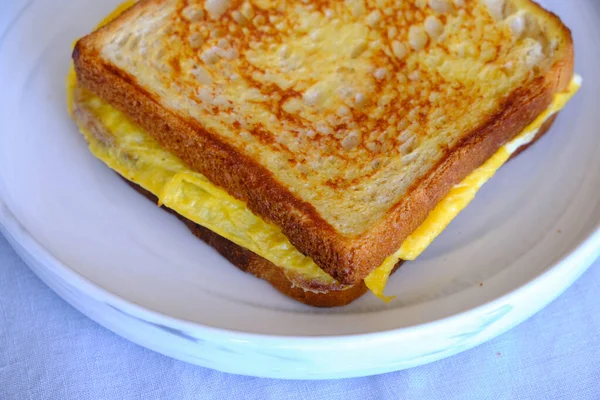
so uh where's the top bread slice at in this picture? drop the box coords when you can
[73,0,574,285]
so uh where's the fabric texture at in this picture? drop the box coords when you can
[1,231,600,399]
[2,2,600,398]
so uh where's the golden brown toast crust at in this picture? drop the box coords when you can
[73,0,574,285]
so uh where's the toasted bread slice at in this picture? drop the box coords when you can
[73,0,574,285]
[70,81,557,306]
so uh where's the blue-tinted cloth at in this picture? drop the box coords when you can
[2,232,600,400]
[3,2,600,399]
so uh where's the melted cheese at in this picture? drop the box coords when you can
[69,2,581,299]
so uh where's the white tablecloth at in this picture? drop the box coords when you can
[2,1,600,398]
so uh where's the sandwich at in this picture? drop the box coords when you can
[67,0,580,307]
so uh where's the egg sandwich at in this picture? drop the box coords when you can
[68,0,580,306]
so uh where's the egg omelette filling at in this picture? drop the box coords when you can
[68,2,581,301]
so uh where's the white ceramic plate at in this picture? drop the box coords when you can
[1,0,600,380]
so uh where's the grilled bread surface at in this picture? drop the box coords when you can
[73,0,574,285]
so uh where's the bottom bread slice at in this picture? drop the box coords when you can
[127,181,391,307]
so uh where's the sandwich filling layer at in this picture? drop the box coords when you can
[68,69,581,299]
